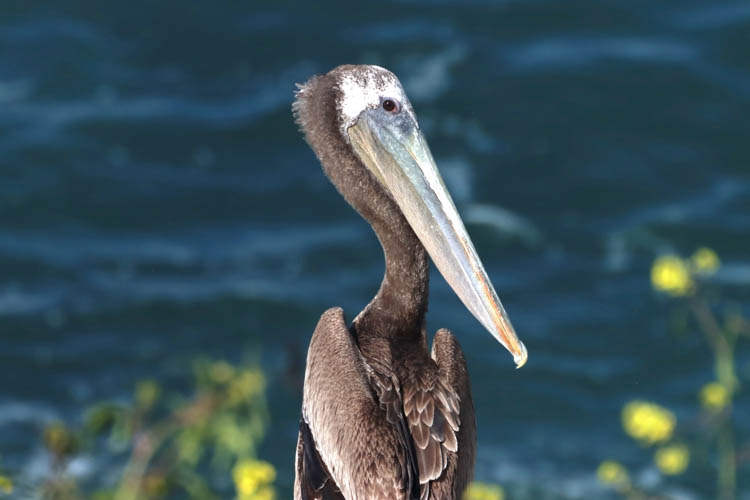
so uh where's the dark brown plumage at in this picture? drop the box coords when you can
[292,65,476,500]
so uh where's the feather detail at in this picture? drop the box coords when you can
[402,371,462,493]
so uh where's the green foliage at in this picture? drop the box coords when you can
[599,248,749,500]
[0,454,12,497]
[31,358,274,500]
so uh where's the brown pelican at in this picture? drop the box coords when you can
[293,65,527,500]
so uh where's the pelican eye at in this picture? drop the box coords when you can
[382,99,399,113]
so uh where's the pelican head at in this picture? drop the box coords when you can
[297,65,527,368]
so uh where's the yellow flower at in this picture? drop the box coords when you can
[229,370,265,404]
[596,460,630,490]
[135,379,161,409]
[700,382,730,412]
[210,361,235,384]
[143,473,168,497]
[463,481,504,500]
[651,255,694,296]
[690,247,720,275]
[43,421,76,456]
[0,475,13,495]
[654,444,689,475]
[233,459,276,499]
[249,485,275,500]
[622,401,675,445]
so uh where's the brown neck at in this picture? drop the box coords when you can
[355,203,429,341]
[294,68,429,344]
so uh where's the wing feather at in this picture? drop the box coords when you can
[426,328,477,499]
[294,308,417,500]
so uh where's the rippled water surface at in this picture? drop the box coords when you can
[1,1,749,498]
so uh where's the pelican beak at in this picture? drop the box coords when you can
[348,109,527,368]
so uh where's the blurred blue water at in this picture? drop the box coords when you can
[0,1,749,498]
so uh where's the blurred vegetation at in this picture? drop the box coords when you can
[598,248,749,500]
[0,457,11,497]
[5,358,275,499]
[0,324,514,500]
[464,481,505,500]
[0,350,503,500]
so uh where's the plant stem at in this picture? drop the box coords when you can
[113,393,218,500]
[690,298,738,500]
[717,422,736,500]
